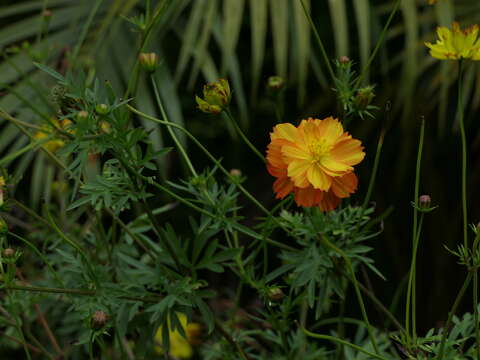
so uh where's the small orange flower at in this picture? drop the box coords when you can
[266,117,365,211]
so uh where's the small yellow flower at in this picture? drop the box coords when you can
[425,22,480,60]
[34,130,64,152]
[154,313,201,359]
[196,78,231,114]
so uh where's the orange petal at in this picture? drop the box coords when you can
[331,172,358,198]
[318,191,342,212]
[294,186,324,207]
[331,138,365,166]
[273,176,295,199]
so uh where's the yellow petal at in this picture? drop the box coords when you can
[306,165,331,190]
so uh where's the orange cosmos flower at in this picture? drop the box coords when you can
[266,117,365,211]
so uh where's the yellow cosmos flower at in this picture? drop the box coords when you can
[154,313,201,359]
[425,22,480,60]
[266,117,365,211]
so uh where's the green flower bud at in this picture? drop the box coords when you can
[95,104,109,116]
[355,86,376,108]
[3,248,14,258]
[267,76,285,91]
[139,52,159,73]
[267,287,285,302]
[76,110,89,121]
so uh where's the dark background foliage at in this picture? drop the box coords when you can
[1,0,480,339]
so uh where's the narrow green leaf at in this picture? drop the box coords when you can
[293,0,310,105]
[222,0,245,74]
[353,0,371,77]
[269,0,288,78]
[328,0,349,58]
[249,0,267,102]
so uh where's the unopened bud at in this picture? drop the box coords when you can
[42,9,52,18]
[139,52,158,73]
[3,248,14,258]
[0,218,7,234]
[196,78,231,115]
[76,111,88,121]
[267,287,285,302]
[339,56,351,64]
[95,104,109,116]
[419,195,431,209]
[99,121,111,133]
[267,76,285,91]
[91,310,108,329]
[229,169,242,177]
[355,85,375,108]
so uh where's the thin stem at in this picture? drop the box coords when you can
[214,318,251,360]
[437,272,472,360]
[299,0,335,82]
[127,105,273,220]
[71,0,104,61]
[355,278,405,333]
[405,118,425,347]
[362,129,384,208]
[354,0,402,88]
[474,270,479,360]
[457,60,468,249]
[224,109,265,163]
[3,284,161,303]
[302,328,388,360]
[321,235,379,354]
[150,74,197,176]
[411,213,424,345]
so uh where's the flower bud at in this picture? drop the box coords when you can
[0,218,8,234]
[91,310,108,329]
[3,248,14,258]
[42,9,52,18]
[95,104,109,115]
[139,52,159,73]
[267,287,285,302]
[76,110,88,121]
[99,121,111,133]
[419,195,431,209]
[339,56,351,64]
[229,169,242,177]
[196,78,231,114]
[267,76,285,91]
[354,85,375,108]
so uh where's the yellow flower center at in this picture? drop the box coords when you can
[309,139,332,164]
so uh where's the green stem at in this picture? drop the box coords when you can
[321,235,379,354]
[405,118,424,347]
[362,129,384,208]
[127,105,272,219]
[474,270,479,360]
[224,109,265,163]
[354,0,402,88]
[407,213,424,346]
[71,0,104,62]
[302,328,387,360]
[150,74,197,176]
[457,60,468,249]
[437,272,472,360]
[299,0,335,82]
[3,284,161,303]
